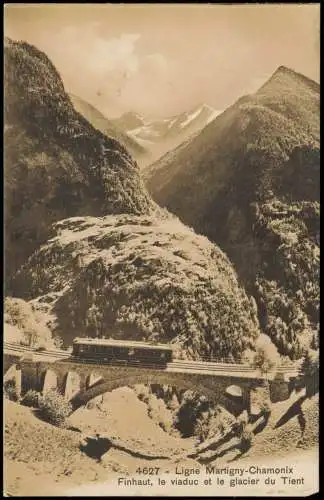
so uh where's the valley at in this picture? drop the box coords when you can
[3,4,319,497]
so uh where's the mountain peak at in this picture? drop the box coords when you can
[114,111,144,130]
[258,65,319,95]
[191,103,214,113]
[4,38,153,276]
[274,65,295,75]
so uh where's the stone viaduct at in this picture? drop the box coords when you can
[4,345,298,414]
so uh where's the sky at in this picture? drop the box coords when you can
[4,4,320,119]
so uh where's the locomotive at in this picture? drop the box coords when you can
[72,337,174,366]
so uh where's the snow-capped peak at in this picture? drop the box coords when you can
[180,107,205,128]
[206,109,223,124]
[124,103,222,163]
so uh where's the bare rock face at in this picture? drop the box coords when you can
[4,37,154,279]
[11,214,260,359]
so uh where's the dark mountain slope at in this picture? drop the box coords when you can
[146,67,319,219]
[69,93,147,162]
[4,37,154,279]
[145,67,320,359]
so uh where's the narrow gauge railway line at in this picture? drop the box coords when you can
[4,342,301,375]
[4,342,70,359]
[25,354,300,377]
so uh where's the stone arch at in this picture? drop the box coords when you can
[84,372,105,407]
[70,372,222,412]
[42,369,58,395]
[225,385,243,398]
[63,371,81,400]
[86,372,104,390]
[224,384,246,416]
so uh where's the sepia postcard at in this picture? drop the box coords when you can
[3,3,319,497]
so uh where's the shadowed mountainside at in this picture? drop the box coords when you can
[69,93,148,163]
[145,66,320,359]
[4,37,154,280]
[5,37,262,359]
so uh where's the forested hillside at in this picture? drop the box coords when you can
[145,66,320,358]
[4,37,154,280]
[69,93,147,162]
[11,214,260,359]
[5,38,261,360]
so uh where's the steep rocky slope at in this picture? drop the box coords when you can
[69,93,148,163]
[145,67,320,358]
[11,214,260,358]
[4,37,154,280]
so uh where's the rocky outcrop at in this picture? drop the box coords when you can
[11,214,260,359]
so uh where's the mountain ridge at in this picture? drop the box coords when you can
[258,65,320,94]
[68,93,148,162]
[145,65,320,359]
[114,103,222,166]
[4,37,154,279]
[5,37,262,361]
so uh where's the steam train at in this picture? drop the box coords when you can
[72,337,174,366]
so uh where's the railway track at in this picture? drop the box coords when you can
[4,342,71,359]
[4,342,301,376]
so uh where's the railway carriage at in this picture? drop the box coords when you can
[72,337,173,366]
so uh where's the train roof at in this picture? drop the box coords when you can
[73,337,174,351]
